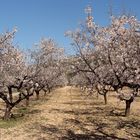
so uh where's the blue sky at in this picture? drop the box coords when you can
[0,0,140,54]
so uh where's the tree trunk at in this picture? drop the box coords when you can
[8,86,13,103]
[46,84,51,93]
[125,98,133,117]
[35,90,40,100]
[48,87,51,93]
[104,93,107,105]
[44,91,47,96]
[96,91,99,99]
[25,96,30,106]
[3,104,12,120]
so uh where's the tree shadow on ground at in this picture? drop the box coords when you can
[40,124,60,133]
[107,109,125,117]
[62,114,140,140]
[64,118,81,125]
[117,120,140,129]
[35,122,127,140]
[62,118,130,140]
[31,116,140,140]
[61,129,127,140]
[28,109,41,114]
[116,120,140,139]
[62,101,104,106]
[50,108,102,116]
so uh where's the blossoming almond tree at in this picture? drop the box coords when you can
[0,30,35,120]
[30,38,65,99]
[102,15,140,116]
[66,6,140,116]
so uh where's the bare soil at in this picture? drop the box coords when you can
[0,86,140,140]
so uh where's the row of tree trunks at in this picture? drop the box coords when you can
[85,86,134,116]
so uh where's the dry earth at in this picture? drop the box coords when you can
[0,86,140,140]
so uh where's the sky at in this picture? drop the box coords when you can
[0,0,140,54]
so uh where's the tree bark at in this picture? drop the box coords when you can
[3,104,12,120]
[104,93,107,105]
[25,96,30,106]
[125,97,133,117]
[8,86,13,103]
[44,91,46,96]
[48,87,51,93]
[35,90,40,100]
[46,84,51,93]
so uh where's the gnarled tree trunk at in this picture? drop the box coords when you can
[25,90,30,106]
[8,86,13,102]
[103,93,107,105]
[125,97,134,117]
[3,104,13,120]
[43,89,47,96]
[35,90,40,100]
[25,96,30,106]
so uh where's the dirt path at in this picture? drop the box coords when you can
[0,86,140,140]
[0,86,89,140]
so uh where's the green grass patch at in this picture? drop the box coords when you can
[17,107,29,114]
[0,118,23,129]
[0,107,29,129]
[40,116,48,121]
